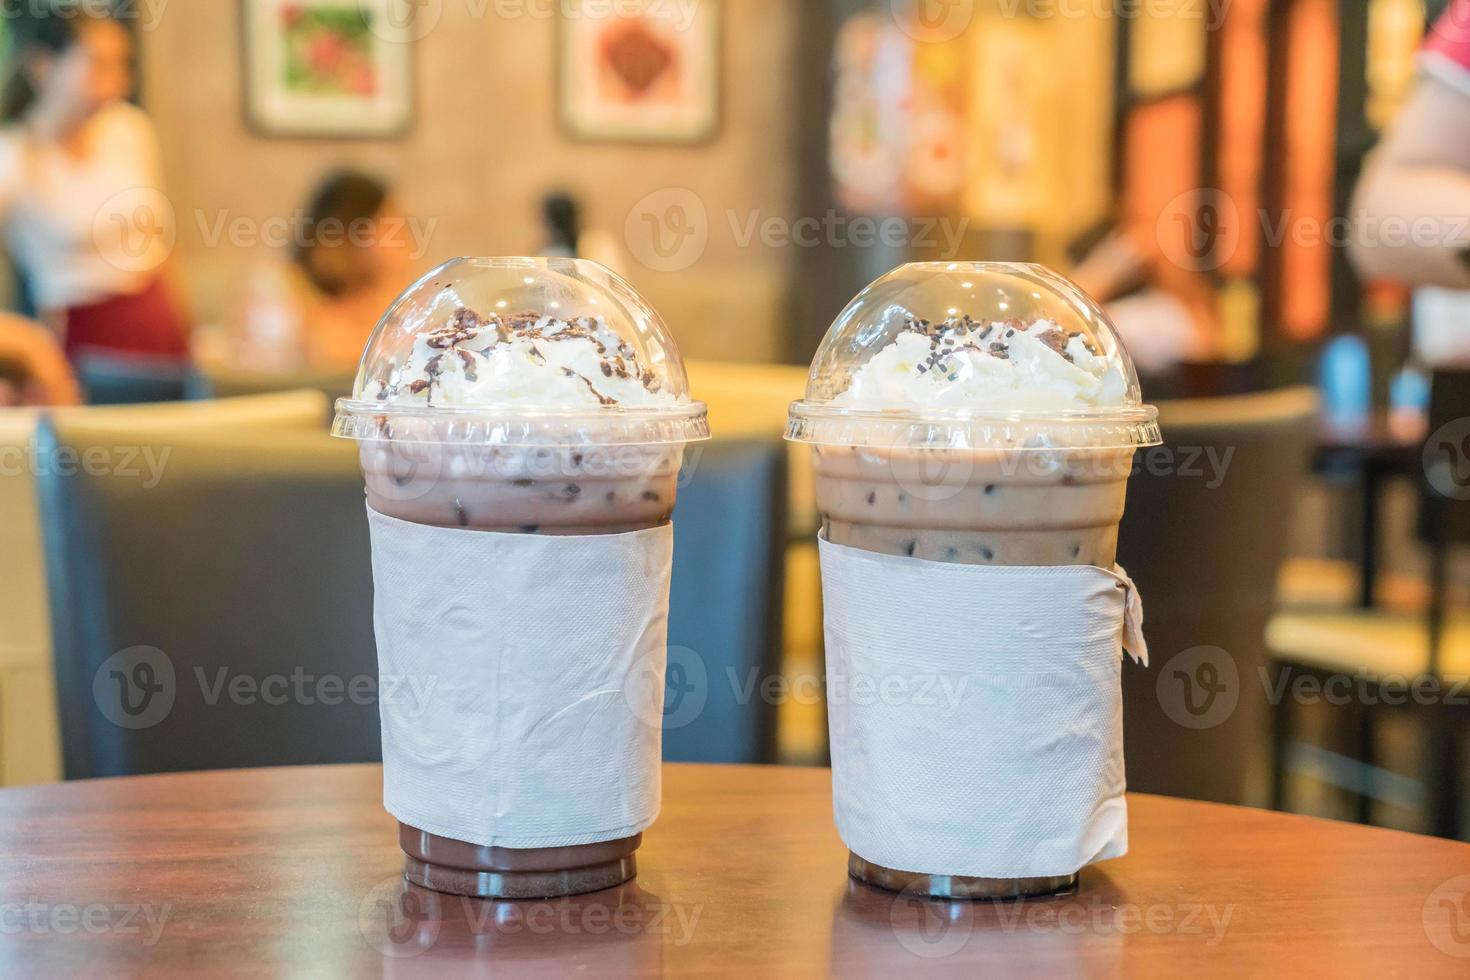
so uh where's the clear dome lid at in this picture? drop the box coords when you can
[787,262,1161,450]
[333,257,709,446]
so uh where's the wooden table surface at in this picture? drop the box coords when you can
[1,764,1468,977]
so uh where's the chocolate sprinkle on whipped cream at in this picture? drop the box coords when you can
[365,305,682,410]
[833,314,1128,412]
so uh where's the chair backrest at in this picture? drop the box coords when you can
[74,353,191,405]
[665,438,788,764]
[1118,386,1319,806]
[685,358,816,532]
[186,365,356,414]
[37,420,378,778]
[0,409,64,785]
[40,404,787,773]
[50,388,329,436]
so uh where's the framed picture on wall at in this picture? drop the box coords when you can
[241,0,414,138]
[558,0,721,144]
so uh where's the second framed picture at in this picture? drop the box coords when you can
[242,0,415,139]
[558,0,721,144]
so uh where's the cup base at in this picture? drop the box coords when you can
[403,854,637,899]
[848,852,1078,901]
[398,824,640,899]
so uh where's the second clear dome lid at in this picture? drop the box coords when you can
[787,262,1161,450]
[333,257,709,446]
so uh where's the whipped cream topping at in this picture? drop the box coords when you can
[364,307,684,409]
[833,315,1130,412]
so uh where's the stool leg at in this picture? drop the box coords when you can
[1427,702,1463,839]
[1270,664,1291,811]
[1356,701,1376,825]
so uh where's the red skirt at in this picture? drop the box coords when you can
[62,277,189,361]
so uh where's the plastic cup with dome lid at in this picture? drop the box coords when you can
[336,257,706,902]
[790,262,1159,902]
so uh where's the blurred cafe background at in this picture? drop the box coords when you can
[2,0,1470,843]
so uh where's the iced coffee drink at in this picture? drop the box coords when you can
[789,263,1160,900]
[335,257,708,899]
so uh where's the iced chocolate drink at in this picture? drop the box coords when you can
[788,263,1160,900]
[335,257,708,899]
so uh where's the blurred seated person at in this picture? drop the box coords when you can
[226,170,417,372]
[0,5,188,362]
[1069,221,1215,377]
[538,191,627,275]
[1351,0,1470,367]
[0,313,79,405]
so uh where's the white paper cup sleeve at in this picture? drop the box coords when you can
[367,506,671,850]
[819,536,1147,880]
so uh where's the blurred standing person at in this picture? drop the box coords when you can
[538,191,627,274]
[0,5,188,362]
[1351,0,1470,366]
[1352,0,1470,289]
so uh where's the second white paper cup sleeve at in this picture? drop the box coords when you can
[819,536,1147,880]
[367,506,671,850]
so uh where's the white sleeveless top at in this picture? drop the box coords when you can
[0,102,172,311]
